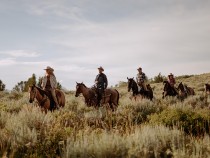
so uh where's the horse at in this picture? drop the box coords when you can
[75,82,119,111]
[177,82,195,99]
[127,77,153,100]
[205,84,210,94]
[75,82,96,106]
[28,84,65,112]
[162,80,178,99]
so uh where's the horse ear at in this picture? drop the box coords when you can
[132,77,134,79]
[127,77,129,79]
[76,82,78,84]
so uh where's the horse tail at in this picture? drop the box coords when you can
[56,90,65,107]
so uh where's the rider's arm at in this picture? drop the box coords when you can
[104,74,108,89]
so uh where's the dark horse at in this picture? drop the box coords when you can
[127,77,153,100]
[205,83,210,94]
[75,82,119,111]
[177,82,195,99]
[28,84,65,112]
[162,81,178,99]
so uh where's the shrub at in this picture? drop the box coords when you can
[149,108,210,136]
[152,72,166,83]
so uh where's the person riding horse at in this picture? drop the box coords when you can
[95,66,108,107]
[41,66,60,109]
[167,73,178,94]
[136,67,148,91]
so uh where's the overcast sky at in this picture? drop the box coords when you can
[0,0,210,90]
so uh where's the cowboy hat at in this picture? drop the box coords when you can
[168,73,174,76]
[44,66,54,71]
[137,67,142,70]
[98,66,104,71]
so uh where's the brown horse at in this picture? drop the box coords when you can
[75,82,119,111]
[28,84,65,112]
[177,82,195,100]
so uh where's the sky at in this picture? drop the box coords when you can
[0,0,210,90]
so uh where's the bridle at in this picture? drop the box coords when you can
[29,86,37,102]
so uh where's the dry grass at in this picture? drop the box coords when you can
[0,73,210,157]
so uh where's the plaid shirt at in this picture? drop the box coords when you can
[136,72,146,83]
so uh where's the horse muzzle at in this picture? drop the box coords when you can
[75,94,79,97]
[29,99,33,103]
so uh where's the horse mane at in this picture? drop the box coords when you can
[163,80,169,84]
[35,86,48,96]
[178,82,184,89]
[81,83,87,88]
[127,77,138,94]
[77,82,87,88]
[129,78,136,83]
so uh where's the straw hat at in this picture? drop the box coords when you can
[98,66,104,71]
[44,66,54,71]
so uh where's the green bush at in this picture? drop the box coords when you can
[149,108,210,136]
[152,72,166,83]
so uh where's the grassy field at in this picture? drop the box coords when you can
[1,73,210,158]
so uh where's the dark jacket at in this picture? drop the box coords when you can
[95,73,108,89]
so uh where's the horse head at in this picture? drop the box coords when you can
[28,84,36,103]
[127,77,135,92]
[163,80,170,91]
[177,82,184,91]
[75,82,86,97]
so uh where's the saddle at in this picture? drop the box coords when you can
[137,85,146,92]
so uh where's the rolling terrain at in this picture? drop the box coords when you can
[0,73,210,158]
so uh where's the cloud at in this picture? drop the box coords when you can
[0,50,40,58]
[0,58,16,66]
[0,0,210,90]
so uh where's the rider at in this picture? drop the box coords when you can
[167,73,178,94]
[95,66,108,107]
[136,67,148,91]
[41,66,60,109]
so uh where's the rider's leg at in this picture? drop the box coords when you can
[97,88,104,107]
[142,82,148,91]
[51,89,60,109]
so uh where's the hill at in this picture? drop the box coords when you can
[0,73,210,157]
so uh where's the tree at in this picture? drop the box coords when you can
[24,73,36,91]
[13,74,37,92]
[37,77,43,88]
[13,74,63,91]
[153,72,166,83]
[57,82,62,90]
[0,80,6,91]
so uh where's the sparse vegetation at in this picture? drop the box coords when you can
[1,73,210,157]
